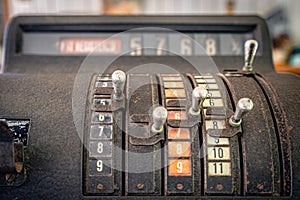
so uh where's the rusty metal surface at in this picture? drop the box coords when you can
[83,74,122,195]
[0,70,296,198]
[226,75,281,195]
[254,73,292,196]
[125,74,162,195]
[189,74,239,195]
[159,73,199,195]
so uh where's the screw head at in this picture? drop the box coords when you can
[176,183,184,190]
[136,183,145,190]
[216,183,224,191]
[97,183,104,190]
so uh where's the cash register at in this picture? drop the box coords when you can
[0,15,299,199]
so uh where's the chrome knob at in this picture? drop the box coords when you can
[151,106,168,133]
[229,98,253,127]
[112,70,126,100]
[189,86,208,116]
[242,40,258,72]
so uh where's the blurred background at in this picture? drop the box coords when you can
[0,0,299,72]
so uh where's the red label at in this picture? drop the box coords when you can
[59,38,121,54]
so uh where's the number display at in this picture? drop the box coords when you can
[130,36,142,56]
[156,36,166,55]
[27,32,257,56]
[180,38,192,55]
[228,35,243,54]
[206,38,216,55]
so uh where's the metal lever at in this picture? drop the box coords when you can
[112,70,126,100]
[242,40,258,72]
[189,86,208,116]
[151,106,168,133]
[229,98,253,127]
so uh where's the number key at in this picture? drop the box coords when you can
[167,128,190,140]
[205,120,226,130]
[95,81,113,88]
[89,159,112,175]
[207,147,230,160]
[93,99,111,106]
[91,112,113,123]
[168,159,191,176]
[168,142,191,157]
[89,141,112,157]
[203,99,224,107]
[198,84,219,90]
[208,162,231,176]
[90,125,112,140]
[168,111,187,120]
[206,135,229,145]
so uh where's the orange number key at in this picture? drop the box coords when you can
[168,159,191,176]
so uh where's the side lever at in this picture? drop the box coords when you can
[112,70,126,100]
[242,39,258,72]
[151,106,168,133]
[229,98,253,127]
[130,106,167,145]
[189,86,208,117]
